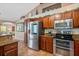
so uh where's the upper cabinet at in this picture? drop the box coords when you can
[72,9,79,28]
[54,13,63,20]
[26,8,79,28]
[62,9,79,28]
[55,14,62,20]
[49,16,54,28]
[42,17,49,28]
[54,9,79,28]
[42,16,54,28]
[54,11,73,20]
[63,11,73,19]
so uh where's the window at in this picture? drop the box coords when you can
[16,23,24,32]
[1,25,7,32]
[42,3,61,13]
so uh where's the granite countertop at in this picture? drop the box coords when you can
[0,39,18,46]
[40,35,55,38]
[0,34,13,37]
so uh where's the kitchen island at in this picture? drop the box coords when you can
[0,34,18,56]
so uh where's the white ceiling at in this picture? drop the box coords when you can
[0,3,39,22]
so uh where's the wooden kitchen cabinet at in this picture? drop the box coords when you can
[46,36,53,53]
[54,9,79,28]
[63,11,73,19]
[0,42,18,56]
[54,11,73,20]
[42,17,49,28]
[40,36,46,50]
[72,9,79,28]
[49,16,54,28]
[74,40,79,56]
[4,48,18,56]
[54,13,64,20]
[42,16,54,28]
[0,47,3,56]
[40,35,53,53]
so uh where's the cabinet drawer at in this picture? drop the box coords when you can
[4,42,18,51]
[4,48,18,56]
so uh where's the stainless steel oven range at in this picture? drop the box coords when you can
[53,33,74,56]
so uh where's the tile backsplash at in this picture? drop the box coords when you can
[44,28,79,35]
[44,29,57,34]
[72,28,79,34]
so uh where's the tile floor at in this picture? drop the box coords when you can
[18,41,53,56]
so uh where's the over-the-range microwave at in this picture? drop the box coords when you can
[54,19,73,29]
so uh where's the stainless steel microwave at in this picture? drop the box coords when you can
[54,19,73,29]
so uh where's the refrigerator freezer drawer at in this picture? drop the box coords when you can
[28,39,39,50]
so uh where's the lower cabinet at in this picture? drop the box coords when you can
[74,40,79,56]
[0,47,3,56]
[0,42,18,56]
[40,35,53,53]
[46,37,53,53]
[4,48,18,56]
[40,37,46,50]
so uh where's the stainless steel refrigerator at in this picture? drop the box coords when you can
[27,21,41,50]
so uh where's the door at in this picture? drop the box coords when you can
[40,36,46,50]
[0,47,3,56]
[46,37,53,53]
[74,40,79,56]
[42,17,49,28]
[73,9,79,28]
[28,37,39,50]
[40,36,53,53]
[49,16,54,28]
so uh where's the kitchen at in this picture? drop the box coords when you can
[24,3,79,56]
[0,3,79,56]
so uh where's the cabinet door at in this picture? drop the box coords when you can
[54,13,63,20]
[40,36,46,50]
[43,17,49,28]
[0,47,3,56]
[46,37,53,53]
[74,40,79,56]
[63,11,73,19]
[49,16,54,28]
[73,9,79,28]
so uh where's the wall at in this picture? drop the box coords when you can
[26,3,74,17]
[36,3,56,14]
[15,32,24,41]
[27,3,56,17]
[62,3,73,7]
